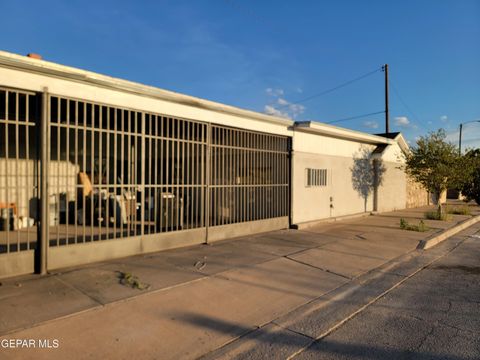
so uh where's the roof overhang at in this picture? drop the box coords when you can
[294,121,395,145]
[0,50,294,128]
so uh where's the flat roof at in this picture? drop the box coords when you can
[0,50,405,147]
[294,121,394,145]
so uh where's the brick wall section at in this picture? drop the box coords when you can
[406,175,430,208]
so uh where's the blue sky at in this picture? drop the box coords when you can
[1,0,479,148]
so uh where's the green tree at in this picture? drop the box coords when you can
[404,129,466,213]
[460,149,480,205]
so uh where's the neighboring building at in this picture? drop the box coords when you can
[0,51,427,278]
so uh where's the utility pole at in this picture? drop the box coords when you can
[382,64,389,134]
[459,123,463,155]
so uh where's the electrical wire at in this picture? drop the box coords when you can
[275,67,382,110]
[326,110,385,124]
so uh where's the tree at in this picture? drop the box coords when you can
[351,147,386,212]
[404,129,466,213]
[460,149,480,205]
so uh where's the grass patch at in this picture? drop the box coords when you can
[446,205,472,216]
[400,218,429,232]
[424,210,451,221]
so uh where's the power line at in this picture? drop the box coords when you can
[326,110,385,125]
[389,79,420,123]
[275,67,382,110]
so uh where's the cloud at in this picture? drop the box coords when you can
[264,105,289,118]
[440,115,448,122]
[264,87,306,119]
[363,120,379,129]
[265,88,284,97]
[394,116,410,127]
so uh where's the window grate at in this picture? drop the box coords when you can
[305,168,328,187]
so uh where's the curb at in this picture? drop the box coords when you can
[417,215,480,250]
[292,211,376,230]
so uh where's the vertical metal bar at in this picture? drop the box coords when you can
[126,111,131,236]
[205,123,211,242]
[141,112,145,237]
[165,119,170,231]
[4,91,9,252]
[26,94,31,250]
[74,101,79,243]
[56,98,60,246]
[65,100,70,243]
[105,107,110,239]
[176,121,181,231]
[15,92,20,249]
[90,104,94,241]
[82,102,87,243]
[120,110,125,237]
[37,88,49,274]
[98,105,103,239]
[157,116,161,233]
[186,123,190,230]
[113,109,117,240]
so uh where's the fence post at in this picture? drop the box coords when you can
[35,88,49,274]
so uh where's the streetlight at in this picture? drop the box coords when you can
[459,120,480,155]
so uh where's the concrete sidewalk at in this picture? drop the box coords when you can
[0,204,479,359]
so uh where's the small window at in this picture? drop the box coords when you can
[305,168,328,187]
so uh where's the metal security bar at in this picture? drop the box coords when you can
[48,95,208,248]
[0,88,40,254]
[1,85,291,275]
[209,125,289,227]
[143,114,207,234]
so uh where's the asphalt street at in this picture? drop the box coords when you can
[293,234,480,360]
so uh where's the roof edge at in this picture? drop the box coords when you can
[294,121,395,145]
[0,50,294,127]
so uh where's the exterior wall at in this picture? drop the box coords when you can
[376,142,407,212]
[406,176,430,208]
[291,131,377,224]
[0,66,290,137]
[376,161,407,212]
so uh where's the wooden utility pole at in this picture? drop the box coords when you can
[383,64,389,134]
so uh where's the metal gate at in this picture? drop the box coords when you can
[208,124,290,241]
[0,87,40,278]
[0,87,290,277]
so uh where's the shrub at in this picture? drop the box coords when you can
[425,210,450,221]
[446,205,472,216]
[399,218,429,232]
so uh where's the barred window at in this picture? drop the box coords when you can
[305,168,328,187]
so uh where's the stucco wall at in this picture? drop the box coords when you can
[406,176,430,208]
[0,67,290,137]
[291,151,375,224]
[375,161,407,212]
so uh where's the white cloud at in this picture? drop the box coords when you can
[265,88,284,97]
[264,87,306,119]
[264,105,289,118]
[440,115,448,122]
[394,116,410,127]
[363,120,379,129]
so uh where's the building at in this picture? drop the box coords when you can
[0,51,428,278]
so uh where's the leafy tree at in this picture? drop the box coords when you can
[460,149,480,205]
[404,129,467,213]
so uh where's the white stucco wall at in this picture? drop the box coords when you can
[0,66,291,137]
[0,56,412,229]
[291,131,379,224]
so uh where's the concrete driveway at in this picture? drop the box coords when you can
[0,204,478,359]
